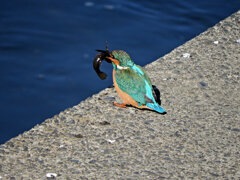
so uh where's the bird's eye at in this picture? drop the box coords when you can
[109,52,114,58]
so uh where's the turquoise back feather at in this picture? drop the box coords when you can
[115,68,146,104]
[146,103,166,113]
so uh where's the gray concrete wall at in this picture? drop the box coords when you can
[0,10,240,179]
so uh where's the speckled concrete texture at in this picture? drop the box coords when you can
[0,11,240,179]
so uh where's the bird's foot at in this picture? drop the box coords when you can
[113,102,127,108]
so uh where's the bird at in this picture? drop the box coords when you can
[105,50,166,114]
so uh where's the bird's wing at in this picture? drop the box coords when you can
[134,65,153,86]
[115,68,147,105]
[133,65,160,103]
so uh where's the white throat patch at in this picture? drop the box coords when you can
[117,65,129,70]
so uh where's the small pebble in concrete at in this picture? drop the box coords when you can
[237,39,240,44]
[129,109,135,114]
[231,128,240,132]
[0,176,2,179]
[199,82,207,87]
[182,53,190,58]
[144,120,153,124]
[74,134,83,138]
[71,159,80,163]
[106,139,116,144]
[99,121,111,125]
[103,97,115,101]
[162,78,167,81]
[213,40,219,44]
[46,173,57,178]
[89,159,97,163]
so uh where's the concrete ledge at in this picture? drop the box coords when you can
[1,11,240,179]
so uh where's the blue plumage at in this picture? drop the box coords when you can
[146,103,166,114]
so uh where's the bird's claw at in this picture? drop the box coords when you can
[113,102,127,108]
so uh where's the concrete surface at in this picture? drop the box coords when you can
[0,10,240,179]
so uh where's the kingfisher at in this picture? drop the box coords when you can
[93,47,166,114]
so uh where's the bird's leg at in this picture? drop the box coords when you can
[113,102,127,108]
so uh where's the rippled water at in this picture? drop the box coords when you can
[0,0,239,144]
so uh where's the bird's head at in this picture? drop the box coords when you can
[93,43,135,80]
[107,50,134,70]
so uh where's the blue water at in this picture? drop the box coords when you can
[0,0,239,144]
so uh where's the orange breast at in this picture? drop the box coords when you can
[112,69,153,110]
[112,69,140,108]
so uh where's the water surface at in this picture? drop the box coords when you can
[0,0,239,144]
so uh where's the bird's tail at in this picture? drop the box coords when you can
[146,103,166,114]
